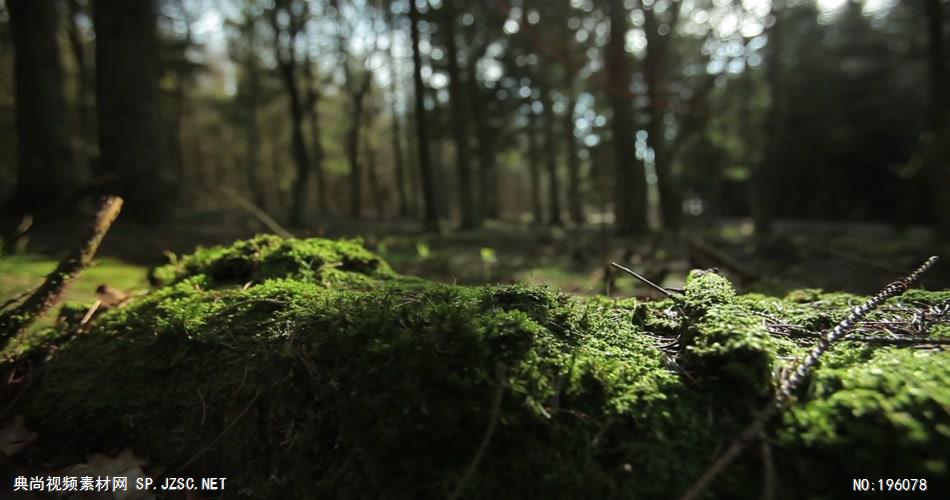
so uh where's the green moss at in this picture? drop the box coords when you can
[6,237,949,499]
[150,234,396,288]
[778,349,950,494]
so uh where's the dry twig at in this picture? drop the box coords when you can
[678,256,940,500]
[610,262,679,298]
[0,196,123,347]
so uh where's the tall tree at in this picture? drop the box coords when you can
[303,38,329,214]
[335,2,378,219]
[605,0,647,234]
[268,0,312,227]
[526,105,544,224]
[408,0,439,231]
[564,94,583,224]
[540,86,562,225]
[66,0,92,169]
[93,0,171,222]
[924,0,950,236]
[6,0,75,214]
[641,0,683,232]
[229,5,269,209]
[752,0,785,235]
[441,0,477,228]
[384,8,410,218]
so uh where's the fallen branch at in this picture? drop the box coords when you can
[678,255,940,500]
[0,196,123,347]
[610,262,679,298]
[221,187,294,239]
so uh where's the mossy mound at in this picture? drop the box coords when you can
[7,237,949,498]
[149,234,397,288]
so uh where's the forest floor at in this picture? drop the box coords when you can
[3,211,948,308]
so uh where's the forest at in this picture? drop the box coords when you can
[0,0,949,498]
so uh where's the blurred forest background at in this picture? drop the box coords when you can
[0,0,948,300]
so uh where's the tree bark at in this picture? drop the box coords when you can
[443,0,478,229]
[409,0,440,231]
[606,0,647,234]
[6,0,75,215]
[92,0,171,223]
[540,87,562,226]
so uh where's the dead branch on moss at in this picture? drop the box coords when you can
[0,196,123,347]
[610,262,679,298]
[765,297,950,348]
[678,255,940,500]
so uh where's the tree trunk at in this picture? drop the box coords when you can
[347,89,367,218]
[606,0,647,234]
[469,64,497,221]
[268,2,312,228]
[526,108,544,225]
[303,49,328,215]
[6,0,75,215]
[753,0,784,236]
[925,0,950,237]
[540,87,562,226]
[281,66,311,227]
[365,138,384,218]
[443,1,477,229]
[642,1,682,232]
[66,0,91,173]
[565,95,583,224]
[409,0,440,231]
[244,64,267,210]
[92,0,171,223]
[387,36,409,218]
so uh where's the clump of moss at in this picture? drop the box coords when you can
[777,348,950,495]
[6,237,949,499]
[150,234,396,288]
[681,269,736,316]
[678,270,775,399]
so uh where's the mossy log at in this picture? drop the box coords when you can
[4,235,949,498]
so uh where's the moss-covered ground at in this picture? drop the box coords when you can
[2,235,948,498]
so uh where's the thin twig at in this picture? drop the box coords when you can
[610,262,679,298]
[678,256,940,500]
[221,187,294,239]
[449,364,506,500]
[0,196,123,347]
